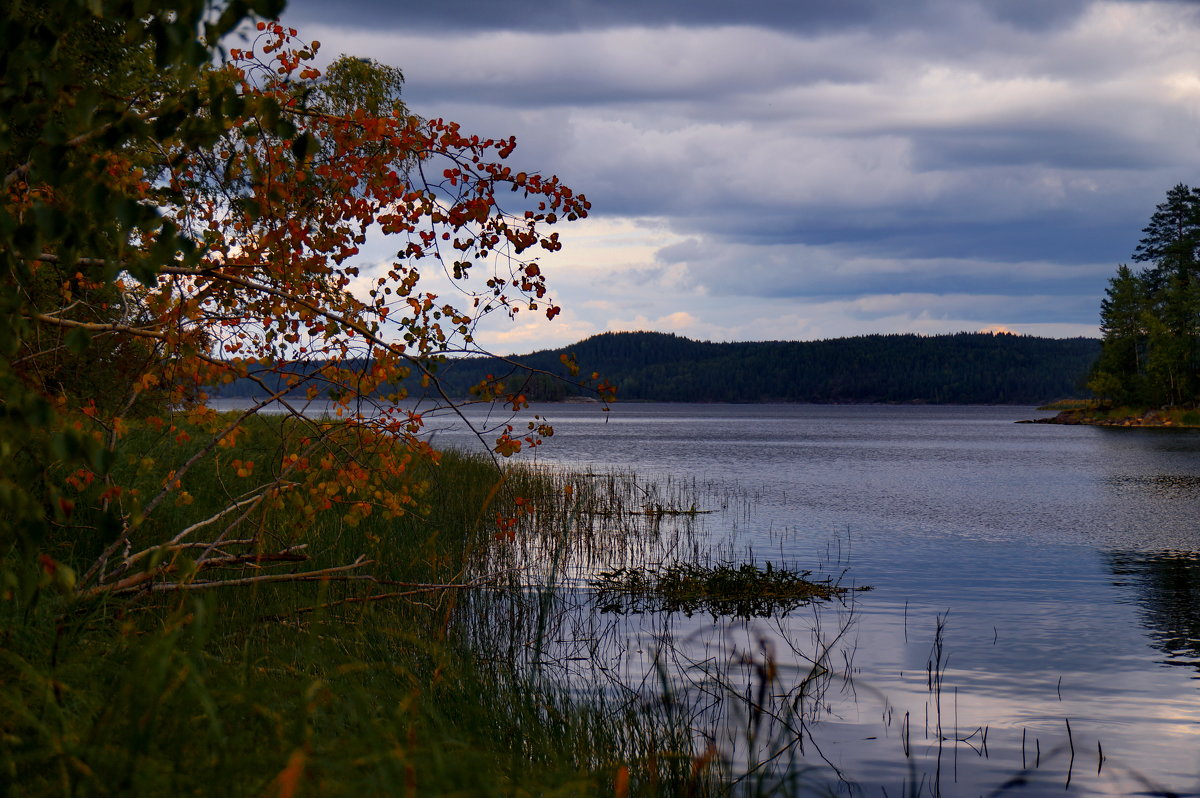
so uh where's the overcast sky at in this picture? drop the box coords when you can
[276,0,1200,353]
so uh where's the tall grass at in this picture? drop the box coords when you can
[3,411,910,797]
[0,416,704,797]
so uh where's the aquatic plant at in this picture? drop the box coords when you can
[592,561,851,618]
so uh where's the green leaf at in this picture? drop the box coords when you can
[90,445,117,476]
[66,326,91,354]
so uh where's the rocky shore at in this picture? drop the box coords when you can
[1019,408,1198,427]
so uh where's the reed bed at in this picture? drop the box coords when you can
[0,417,700,796]
[3,414,847,797]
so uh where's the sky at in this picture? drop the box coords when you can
[274,0,1200,354]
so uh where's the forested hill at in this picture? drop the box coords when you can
[217,331,1100,404]
[448,331,1099,404]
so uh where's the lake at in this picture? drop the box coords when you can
[423,402,1200,797]
[215,398,1200,795]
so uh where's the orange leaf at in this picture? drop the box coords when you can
[276,748,307,798]
[614,765,630,798]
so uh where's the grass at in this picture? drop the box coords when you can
[1037,398,1102,411]
[0,413,708,797]
[593,561,853,618]
[1041,402,1200,427]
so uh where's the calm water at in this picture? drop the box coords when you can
[217,398,1200,795]
[425,402,1200,797]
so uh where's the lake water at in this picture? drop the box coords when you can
[215,398,1200,795]
[423,402,1200,797]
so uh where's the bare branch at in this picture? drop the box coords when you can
[81,556,374,598]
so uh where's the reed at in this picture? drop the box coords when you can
[0,417,699,797]
[593,561,848,618]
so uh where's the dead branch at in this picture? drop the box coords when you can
[80,556,373,598]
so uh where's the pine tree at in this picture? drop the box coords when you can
[1133,183,1200,293]
[1091,264,1148,403]
[1093,184,1200,406]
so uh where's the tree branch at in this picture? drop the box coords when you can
[81,556,373,598]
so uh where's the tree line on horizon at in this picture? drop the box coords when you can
[1092,184,1200,407]
[214,330,1100,405]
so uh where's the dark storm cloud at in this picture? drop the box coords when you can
[284,0,1095,34]
[703,218,1139,265]
[656,233,1115,301]
[910,127,1170,171]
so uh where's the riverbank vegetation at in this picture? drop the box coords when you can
[1032,400,1200,428]
[594,561,851,618]
[4,429,677,796]
[2,410,866,796]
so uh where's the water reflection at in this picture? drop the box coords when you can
[1110,550,1200,676]
[462,467,1200,796]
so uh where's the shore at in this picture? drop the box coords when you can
[1020,407,1200,428]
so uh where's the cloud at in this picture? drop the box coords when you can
[272,1,1200,346]
[674,244,1115,302]
[284,0,1103,35]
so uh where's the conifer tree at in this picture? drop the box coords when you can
[1091,264,1148,403]
[1094,184,1200,406]
[1133,183,1200,292]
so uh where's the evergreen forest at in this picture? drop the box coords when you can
[1092,183,1200,407]
[214,331,1101,405]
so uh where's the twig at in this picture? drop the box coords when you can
[81,557,372,598]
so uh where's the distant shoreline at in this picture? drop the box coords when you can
[210,395,1076,408]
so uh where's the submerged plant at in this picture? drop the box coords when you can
[592,561,855,618]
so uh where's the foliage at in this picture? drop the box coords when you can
[1132,183,1200,291]
[594,561,849,618]
[275,330,1096,405]
[0,446,695,797]
[1,3,592,601]
[1,0,283,599]
[1091,184,1200,407]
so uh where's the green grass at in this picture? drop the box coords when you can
[1,415,705,797]
[593,561,853,618]
[1036,398,1102,411]
[1045,404,1200,427]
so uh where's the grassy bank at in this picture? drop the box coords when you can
[1034,399,1200,427]
[1,416,711,797]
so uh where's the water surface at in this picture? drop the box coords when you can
[216,398,1200,795]
[430,403,1200,796]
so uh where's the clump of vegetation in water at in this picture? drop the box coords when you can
[593,561,855,618]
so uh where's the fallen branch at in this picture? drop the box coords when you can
[80,556,373,598]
